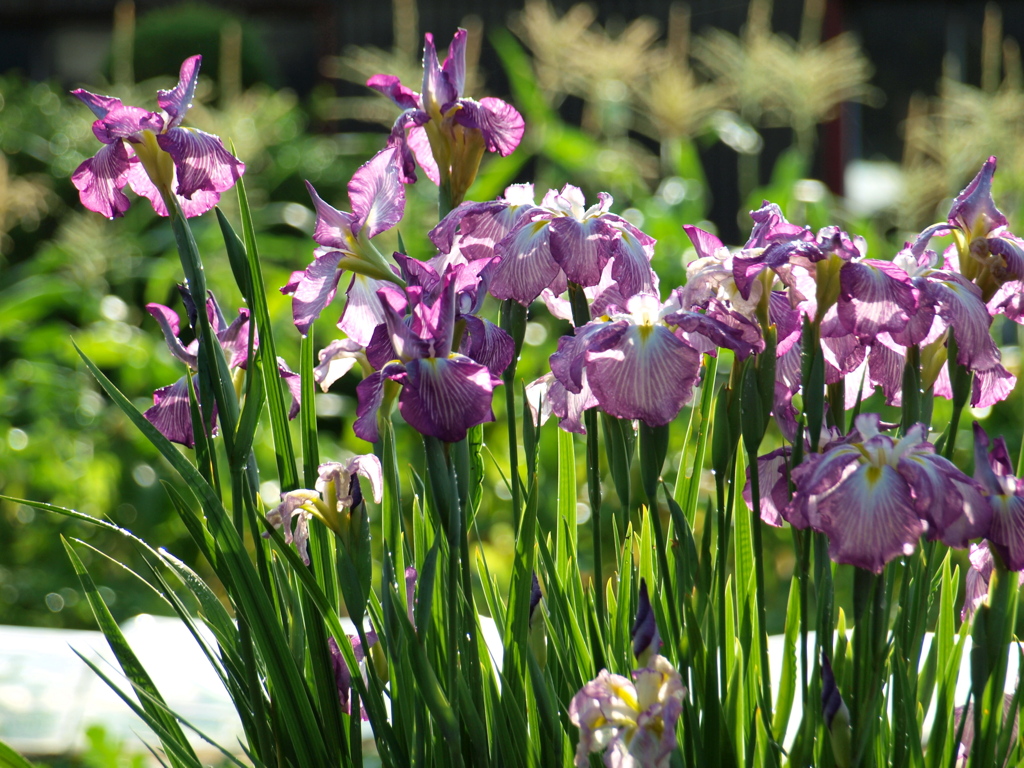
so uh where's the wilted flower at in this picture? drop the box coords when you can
[368,28,524,204]
[569,655,685,768]
[264,456,383,565]
[72,55,244,218]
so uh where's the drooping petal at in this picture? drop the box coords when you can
[305,181,359,250]
[987,235,1024,282]
[406,122,440,184]
[285,251,345,336]
[744,447,793,527]
[988,494,1024,571]
[586,324,701,425]
[314,338,364,392]
[347,146,405,239]
[125,161,216,218]
[157,55,202,129]
[71,141,134,219]
[277,357,302,420]
[608,223,658,299]
[547,214,614,288]
[144,376,214,448]
[157,127,245,202]
[963,542,993,621]
[814,463,924,573]
[930,273,1000,372]
[453,97,526,156]
[898,452,991,547]
[459,315,514,376]
[145,302,195,367]
[397,356,498,442]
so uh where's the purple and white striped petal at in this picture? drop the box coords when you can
[931,274,1000,372]
[157,127,245,201]
[398,356,498,442]
[124,160,217,218]
[547,215,614,288]
[339,274,387,347]
[216,307,253,370]
[347,146,405,239]
[144,376,214,448]
[490,219,562,306]
[986,235,1024,282]
[744,446,792,527]
[315,338,365,392]
[585,322,700,425]
[421,32,459,113]
[837,259,916,342]
[285,251,345,336]
[814,463,924,573]
[71,141,135,219]
[406,122,440,184]
[276,357,302,420]
[157,55,201,129]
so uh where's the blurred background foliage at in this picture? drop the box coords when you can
[1,0,1023,639]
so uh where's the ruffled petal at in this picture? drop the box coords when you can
[837,259,916,342]
[157,127,245,202]
[71,141,134,219]
[453,97,526,156]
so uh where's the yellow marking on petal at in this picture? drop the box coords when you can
[132,129,176,204]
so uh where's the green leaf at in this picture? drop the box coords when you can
[63,537,201,768]
[0,739,38,768]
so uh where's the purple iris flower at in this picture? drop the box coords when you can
[973,423,1024,571]
[144,289,300,448]
[283,148,406,338]
[544,292,759,429]
[433,184,658,306]
[352,265,502,444]
[785,414,989,573]
[920,157,1024,299]
[71,56,244,219]
[367,28,524,201]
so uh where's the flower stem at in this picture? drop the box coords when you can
[568,282,606,625]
